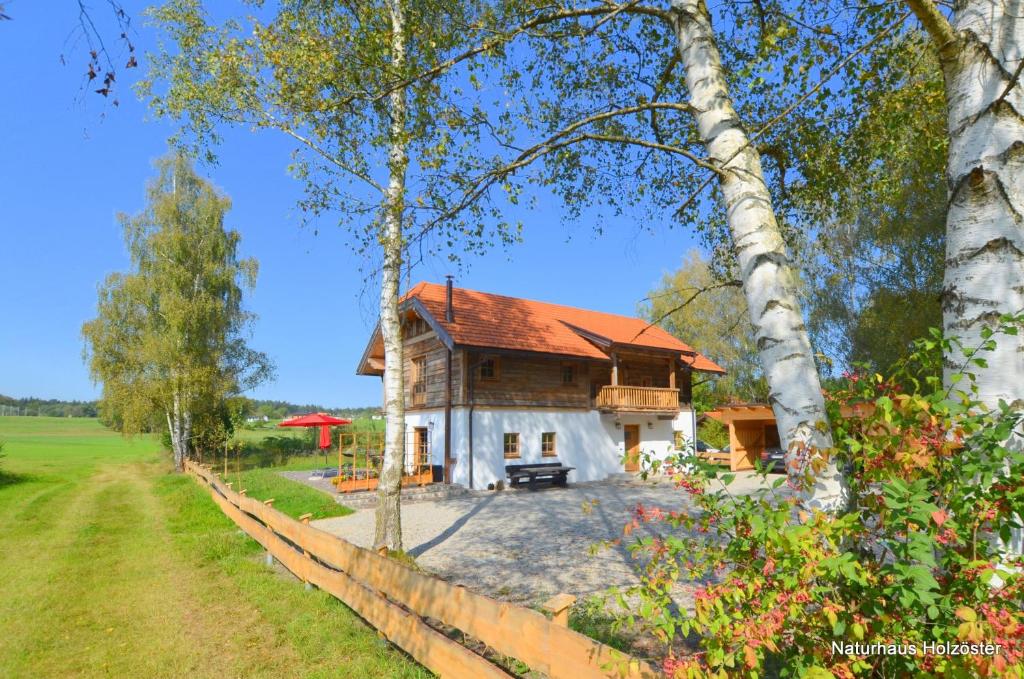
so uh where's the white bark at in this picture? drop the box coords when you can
[168,389,189,472]
[940,1,1024,411]
[671,0,848,512]
[938,0,1024,556]
[374,0,409,552]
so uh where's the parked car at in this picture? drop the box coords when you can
[309,467,340,480]
[695,439,719,453]
[760,446,786,473]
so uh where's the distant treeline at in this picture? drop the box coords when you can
[247,399,381,421]
[0,395,98,418]
[0,394,379,420]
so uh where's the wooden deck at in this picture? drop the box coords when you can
[595,385,680,412]
[332,468,433,493]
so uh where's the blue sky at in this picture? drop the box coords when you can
[0,2,705,407]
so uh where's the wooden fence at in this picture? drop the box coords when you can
[184,460,658,679]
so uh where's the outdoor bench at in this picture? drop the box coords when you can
[505,462,575,490]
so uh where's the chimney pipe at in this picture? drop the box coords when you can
[445,275,454,323]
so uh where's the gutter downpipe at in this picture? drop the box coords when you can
[444,276,454,484]
[468,362,475,490]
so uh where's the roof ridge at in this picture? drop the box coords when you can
[411,280,663,328]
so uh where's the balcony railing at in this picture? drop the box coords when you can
[595,385,680,412]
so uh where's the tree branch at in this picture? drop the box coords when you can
[408,102,715,243]
[673,11,911,220]
[360,2,672,107]
[903,0,957,52]
[632,280,742,342]
[994,57,1024,108]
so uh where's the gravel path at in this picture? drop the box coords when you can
[313,472,779,607]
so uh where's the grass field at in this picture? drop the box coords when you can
[225,467,354,520]
[0,416,427,678]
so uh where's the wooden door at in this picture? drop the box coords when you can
[624,425,640,472]
[733,423,765,471]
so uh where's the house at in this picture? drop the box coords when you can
[356,279,725,489]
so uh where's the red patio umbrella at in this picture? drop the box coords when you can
[279,413,352,466]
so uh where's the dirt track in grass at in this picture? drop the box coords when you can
[0,416,427,679]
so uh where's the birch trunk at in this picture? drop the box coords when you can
[671,0,848,512]
[938,2,1024,410]
[932,0,1024,555]
[166,409,182,472]
[374,0,409,552]
[168,389,189,472]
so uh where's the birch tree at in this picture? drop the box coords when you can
[409,0,866,511]
[144,0,522,549]
[82,155,272,471]
[672,0,847,510]
[902,0,1024,409]
[899,0,1024,556]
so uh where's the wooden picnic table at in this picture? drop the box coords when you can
[505,462,575,490]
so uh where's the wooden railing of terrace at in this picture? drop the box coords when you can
[184,460,657,679]
[595,385,680,412]
[332,429,432,493]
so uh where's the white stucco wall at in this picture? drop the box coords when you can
[402,406,695,488]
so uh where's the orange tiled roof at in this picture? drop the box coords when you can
[403,282,725,373]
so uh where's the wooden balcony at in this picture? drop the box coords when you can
[595,385,680,412]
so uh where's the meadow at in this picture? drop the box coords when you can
[0,416,427,678]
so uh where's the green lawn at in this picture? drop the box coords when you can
[226,467,354,520]
[0,416,427,678]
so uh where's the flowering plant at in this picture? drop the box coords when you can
[613,321,1024,677]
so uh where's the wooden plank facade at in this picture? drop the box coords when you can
[401,326,694,413]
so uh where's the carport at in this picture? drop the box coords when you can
[705,404,779,471]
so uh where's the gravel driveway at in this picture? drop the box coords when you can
[313,472,778,607]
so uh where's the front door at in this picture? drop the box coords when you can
[624,424,640,472]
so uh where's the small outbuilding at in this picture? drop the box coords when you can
[706,401,874,471]
[705,404,780,471]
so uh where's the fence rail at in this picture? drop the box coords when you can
[184,460,657,679]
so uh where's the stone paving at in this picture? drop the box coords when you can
[312,471,781,607]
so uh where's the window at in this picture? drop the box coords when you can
[479,356,499,381]
[405,317,430,337]
[541,432,557,457]
[561,365,576,385]
[503,432,520,459]
[414,427,429,464]
[412,356,426,406]
[674,431,685,450]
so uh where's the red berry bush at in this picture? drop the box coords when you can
[612,323,1024,677]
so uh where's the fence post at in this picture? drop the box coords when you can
[542,593,576,628]
[299,513,313,590]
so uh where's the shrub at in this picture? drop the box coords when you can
[613,322,1024,677]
